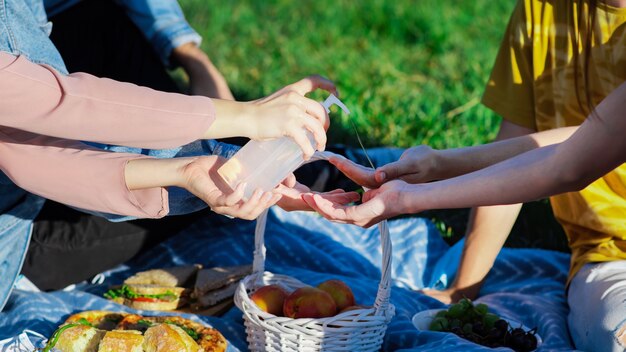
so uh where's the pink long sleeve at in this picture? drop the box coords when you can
[0,127,168,218]
[0,52,214,149]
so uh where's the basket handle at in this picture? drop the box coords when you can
[251,151,393,317]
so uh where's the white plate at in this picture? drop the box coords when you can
[412,309,542,348]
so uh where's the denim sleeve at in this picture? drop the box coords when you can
[114,0,202,67]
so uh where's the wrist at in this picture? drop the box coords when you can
[125,158,195,190]
[206,100,254,139]
[172,43,210,72]
[399,183,421,214]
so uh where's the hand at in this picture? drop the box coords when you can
[209,75,337,159]
[420,286,479,305]
[274,180,360,212]
[420,288,464,305]
[180,156,282,219]
[245,75,337,159]
[302,180,410,227]
[375,145,441,184]
[328,155,380,189]
[171,43,235,100]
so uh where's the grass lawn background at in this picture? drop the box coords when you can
[179,0,568,252]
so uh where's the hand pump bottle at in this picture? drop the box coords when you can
[217,94,350,199]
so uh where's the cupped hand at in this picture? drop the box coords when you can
[180,156,281,219]
[246,75,337,159]
[302,180,410,227]
[375,145,441,184]
[273,180,360,212]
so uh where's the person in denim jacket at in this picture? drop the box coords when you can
[0,0,343,310]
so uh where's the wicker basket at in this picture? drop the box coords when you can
[234,153,395,351]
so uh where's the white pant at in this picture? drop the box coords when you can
[568,261,626,352]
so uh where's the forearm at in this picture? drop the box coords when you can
[450,205,522,297]
[125,157,195,190]
[434,127,577,179]
[172,43,235,100]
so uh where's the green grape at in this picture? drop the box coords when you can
[462,323,473,335]
[436,310,448,318]
[429,317,449,331]
[475,303,488,316]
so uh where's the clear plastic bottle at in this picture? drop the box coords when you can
[217,94,350,199]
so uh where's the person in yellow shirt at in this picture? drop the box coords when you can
[303,0,626,350]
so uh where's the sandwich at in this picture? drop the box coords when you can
[104,284,186,311]
[45,310,226,352]
[143,324,201,352]
[105,265,201,311]
[192,264,251,310]
[54,324,105,352]
[64,311,127,331]
[97,330,143,352]
[124,265,202,287]
[116,315,227,352]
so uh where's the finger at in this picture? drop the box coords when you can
[220,182,246,206]
[325,188,346,195]
[290,129,316,159]
[249,192,278,219]
[290,75,337,96]
[301,115,327,151]
[376,160,414,182]
[362,188,382,203]
[302,194,350,224]
[311,194,351,221]
[330,157,377,186]
[322,192,361,205]
[298,96,329,130]
[237,188,265,217]
[282,173,297,188]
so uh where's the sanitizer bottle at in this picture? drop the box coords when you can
[217,94,351,199]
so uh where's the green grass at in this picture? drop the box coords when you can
[181,0,514,149]
[180,0,569,251]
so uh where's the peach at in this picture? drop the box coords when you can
[317,279,355,312]
[283,286,337,318]
[250,284,289,316]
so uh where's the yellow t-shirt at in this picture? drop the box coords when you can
[482,0,626,283]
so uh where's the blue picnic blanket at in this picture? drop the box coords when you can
[0,207,575,351]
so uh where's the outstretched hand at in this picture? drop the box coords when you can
[375,145,441,184]
[273,177,360,212]
[302,180,410,227]
[181,156,281,219]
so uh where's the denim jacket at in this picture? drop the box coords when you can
[0,0,237,311]
[44,0,202,66]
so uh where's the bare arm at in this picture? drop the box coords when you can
[406,80,626,210]
[424,121,534,303]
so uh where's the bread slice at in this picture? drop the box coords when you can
[123,285,186,311]
[55,325,105,352]
[64,311,127,331]
[124,264,202,287]
[143,324,201,352]
[195,281,239,308]
[97,330,143,352]
[193,264,251,298]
